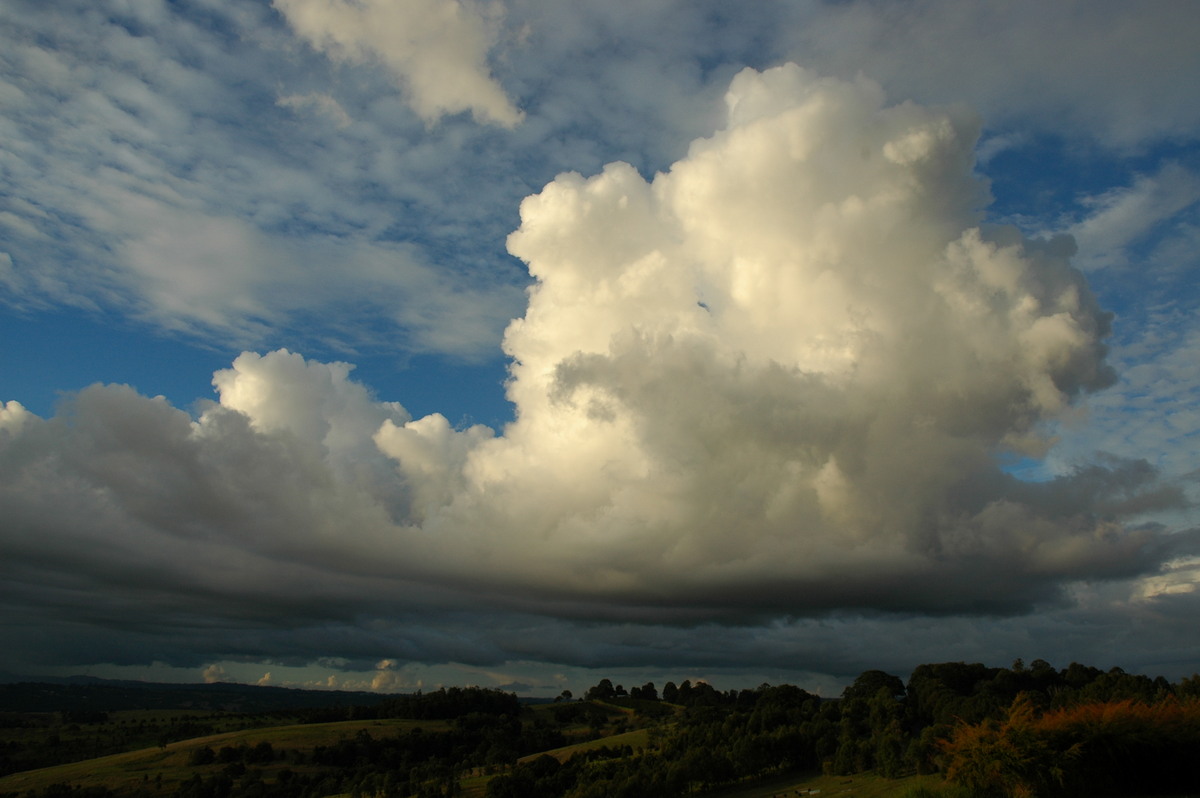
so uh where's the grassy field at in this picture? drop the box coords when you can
[1,707,657,798]
[516,727,652,764]
[0,708,306,777]
[0,714,943,798]
[0,718,448,797]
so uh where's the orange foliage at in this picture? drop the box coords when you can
[1037,695,1200,735]
[940,695,1200,797]
[938,694,1076,798]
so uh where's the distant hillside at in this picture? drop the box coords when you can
[0,680,390,713]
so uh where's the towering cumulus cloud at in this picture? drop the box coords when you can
[382,66,1143,614]
[0,67,1181,676]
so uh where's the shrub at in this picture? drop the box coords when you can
[940,694,1200,797]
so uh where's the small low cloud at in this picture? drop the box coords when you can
[203,664,230,684]
[367,663,424,691]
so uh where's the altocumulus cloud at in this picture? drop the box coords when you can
[273,0,523,128]
[0,0,525,358]
[0,67,1193,677]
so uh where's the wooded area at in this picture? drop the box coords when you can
[2,661,1198,798]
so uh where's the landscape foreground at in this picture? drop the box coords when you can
[2,660,1199,798]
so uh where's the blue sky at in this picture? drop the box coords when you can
[2,0,1200,697]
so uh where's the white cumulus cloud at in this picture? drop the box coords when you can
[0,65,1192,679]
[386,65,1140,612]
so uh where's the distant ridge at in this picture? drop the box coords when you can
[0,678,391,713]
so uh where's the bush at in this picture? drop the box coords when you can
[188,747,216,766]
[940,694,1200,797]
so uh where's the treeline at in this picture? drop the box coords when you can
[489,661,1200,798]
[490,682,835,797]
[292,687,522,724]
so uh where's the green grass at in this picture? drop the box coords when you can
[456,772,491,798]
[0,718,448,797]
[516,727,651,764]
[0,709,305,776]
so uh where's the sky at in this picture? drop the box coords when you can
[2,0,1200,699]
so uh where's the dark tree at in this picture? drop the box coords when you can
[585,679,616,701]
[842,670,905,703]
[629,683,658,701]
